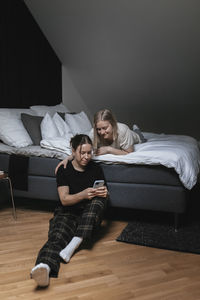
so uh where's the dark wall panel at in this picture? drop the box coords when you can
[0,0,61,108]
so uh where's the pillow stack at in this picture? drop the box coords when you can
[0,103,93,148]
[40,113,73,140]
[0,108,34,148]
[40,111,92,141]
[65,111,92,135]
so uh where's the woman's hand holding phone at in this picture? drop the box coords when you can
[83,180,107,200]
[93,180,104,188]
[94,186,108,198]
[93,180,108,198]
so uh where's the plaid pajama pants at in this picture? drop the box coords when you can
[35,197,107,277]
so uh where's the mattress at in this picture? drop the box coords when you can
[101,163,182,187]
[0,153,182,187]
[0,131,199,190]
[0,152,188,213]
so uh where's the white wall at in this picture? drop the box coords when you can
[24,0,200,139]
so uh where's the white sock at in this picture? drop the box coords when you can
[30,263,50,287]
[59,236,83,263]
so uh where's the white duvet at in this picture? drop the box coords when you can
[0,132,199,190]
[40,137,71,155]
[93,133,200,190]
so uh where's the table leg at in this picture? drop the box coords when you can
[7,177,17,220]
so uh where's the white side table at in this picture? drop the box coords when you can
[0,172,17,220]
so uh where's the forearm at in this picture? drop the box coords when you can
[60,190,85,206]
[107,146,133,155]
[66,154,73,161]
[57,183,108,207]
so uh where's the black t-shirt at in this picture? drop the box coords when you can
[56,160,105,207]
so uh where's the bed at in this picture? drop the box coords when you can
[0,106,199,229]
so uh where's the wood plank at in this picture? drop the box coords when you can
[1,206,200,300]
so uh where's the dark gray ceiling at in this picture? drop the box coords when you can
[24,0,200,139]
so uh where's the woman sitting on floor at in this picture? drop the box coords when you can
[30,134,108,287]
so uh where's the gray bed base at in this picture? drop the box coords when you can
[0,153,188,229]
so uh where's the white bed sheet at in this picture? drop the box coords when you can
[0,132,199,189]
[0,142,67,160]
[93,133,200,190]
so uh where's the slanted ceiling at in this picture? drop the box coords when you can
[24,0,200,139]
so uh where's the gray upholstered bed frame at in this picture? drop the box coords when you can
[0,153,188,229]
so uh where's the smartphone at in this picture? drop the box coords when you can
[93,180,105,188]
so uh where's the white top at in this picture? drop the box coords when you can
[89,122,141,150]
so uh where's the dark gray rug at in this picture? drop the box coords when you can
[116,194,200,254]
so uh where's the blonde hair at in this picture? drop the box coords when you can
[93,109,118,149]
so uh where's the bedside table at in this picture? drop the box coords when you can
[0,172,17,220]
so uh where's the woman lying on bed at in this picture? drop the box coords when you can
[55,109,141,173]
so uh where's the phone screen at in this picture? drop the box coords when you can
[93,180,104,188]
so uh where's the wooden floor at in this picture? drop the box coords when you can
[1,203,200,300]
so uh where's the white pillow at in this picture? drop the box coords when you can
[0,115,33,148]
[65,111,92,135]
[52,113,73,138]
[0,108,35,119]
[40,113,60,140]
[30,103,69,116]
